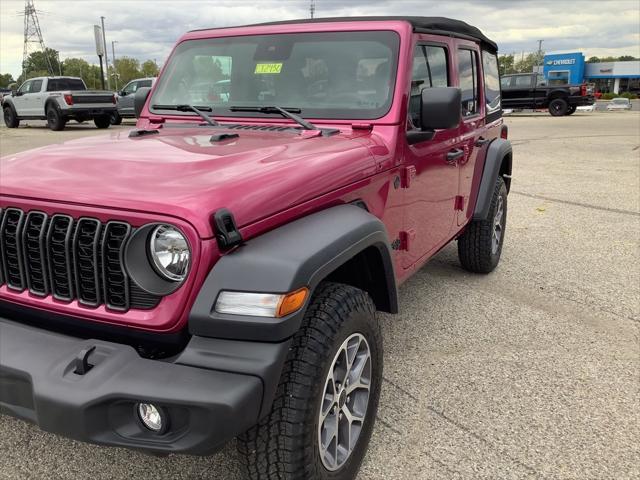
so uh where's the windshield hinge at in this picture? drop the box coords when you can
[213,209,243,250]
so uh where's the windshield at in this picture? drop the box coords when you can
[150,31,400,120]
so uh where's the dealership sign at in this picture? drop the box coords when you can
[546,58,576,66]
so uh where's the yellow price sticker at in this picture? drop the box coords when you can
[255,63,283,74]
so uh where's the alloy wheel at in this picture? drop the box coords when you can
[492,195,504,254]
[318,333,372,471]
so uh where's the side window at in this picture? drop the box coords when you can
[138,80,152,88]
[482,51,500,115]
[47,79,59,91]
[30,79,43,93]
[409,44,449,127]
[458,49,479,117]
[536,75,546,87]
[500,77,511,89]
[123,81,138,95]
[514,75,533,88]
[18,81,31,94]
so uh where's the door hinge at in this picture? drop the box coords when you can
[398,229,416,251]
[454,195,465,211]
[401,165,416,188]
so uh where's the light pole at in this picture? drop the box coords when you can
[100,16,110,90]
[111,40,118,90]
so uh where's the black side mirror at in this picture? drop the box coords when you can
[11,89,17,96]
[420,87,461,131]
[134,87,151,118]
[118,90,126,97]
[14,90,23,97]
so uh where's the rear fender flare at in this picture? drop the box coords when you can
[473,138,512,220]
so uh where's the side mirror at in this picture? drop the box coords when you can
[14,90,23,97]
[118,90,127,97]
[11,89,17,96]
[420,87,461,131]
[134,87,151,118]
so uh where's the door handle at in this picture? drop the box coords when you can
[475,137,491,147]
[446,148,464,164]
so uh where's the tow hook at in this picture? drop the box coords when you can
[73,346,96,375]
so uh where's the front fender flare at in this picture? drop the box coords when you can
[189,204,397,342]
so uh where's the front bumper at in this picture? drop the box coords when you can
[0,317,286,455]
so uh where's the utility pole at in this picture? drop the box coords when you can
[310,0,315,19]
[21,0,54,80]
[111,40,118,90]
[100,16,110,90]
[537,39,544,66]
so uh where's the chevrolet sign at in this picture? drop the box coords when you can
[546,59,576,66]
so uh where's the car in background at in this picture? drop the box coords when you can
[606,98,632,111]
[577,103,596,112]
[3,76,116,130]
[110,77,155,124]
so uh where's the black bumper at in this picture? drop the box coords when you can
[62,107,116,117]
[0,318,289,455]
[569,95,595,106]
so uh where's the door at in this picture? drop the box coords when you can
[501,74,534,108]
[456,46,486,226]
[23,79,43,115]
[402,41,461,268]
[119,81,139,115]
[12,80,32,115]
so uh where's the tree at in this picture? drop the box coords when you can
[113,56,141,86]
[514,53,541,74]
[140,60,159,78]
[0,73,15,88]
[617,55,638,62]
[498,54,514,75]
[20,47,61,81]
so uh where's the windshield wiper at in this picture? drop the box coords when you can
[152,104,219,126]
[229,105,316,130]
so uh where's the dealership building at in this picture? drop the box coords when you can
[542,52,640,94]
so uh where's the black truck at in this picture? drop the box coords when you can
[501,73,595,116]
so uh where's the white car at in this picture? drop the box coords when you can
[606,98,632,111]
[2,76,116,130]
[577,104,596,112]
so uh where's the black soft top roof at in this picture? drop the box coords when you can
[193,16,498,52]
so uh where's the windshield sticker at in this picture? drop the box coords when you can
[255,63,283,74]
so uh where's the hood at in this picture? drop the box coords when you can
[0,126,378,237]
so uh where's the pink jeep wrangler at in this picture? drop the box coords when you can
[0,16,511,480]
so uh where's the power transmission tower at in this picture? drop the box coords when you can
[21,0,54,80]
[310,0,315,19]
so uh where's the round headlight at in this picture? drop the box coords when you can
[149,225,190,282]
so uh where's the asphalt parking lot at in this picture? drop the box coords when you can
[0,111,639,480]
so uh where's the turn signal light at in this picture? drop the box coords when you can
[63,94,73,105]
[277,288,309,318]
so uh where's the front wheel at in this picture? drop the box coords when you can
[457,176,508,273]
[3,106,19,128]
[94,115,111,129]
[238,282,382,480]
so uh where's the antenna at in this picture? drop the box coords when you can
[21,0,54,80]
[310,0,315,19]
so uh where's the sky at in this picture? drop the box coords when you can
[1,0,639,79]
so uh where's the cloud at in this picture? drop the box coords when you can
[1,0,638,79]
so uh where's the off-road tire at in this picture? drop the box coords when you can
[46,105,66,131]
[548,98,568,116]
[237,282,382,480]
[94,115,111,129]
[458,176,507,273]
[110,111,122,125]
[3,105,19,128]
[566,105,577,115]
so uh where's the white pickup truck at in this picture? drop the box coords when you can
[2,76,116,131]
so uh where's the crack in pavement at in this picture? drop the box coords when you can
[511,191,640,217]
[382,376,544,478]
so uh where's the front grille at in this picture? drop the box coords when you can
[0,208,160,312]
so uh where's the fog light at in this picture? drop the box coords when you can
[137,403,165,433]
